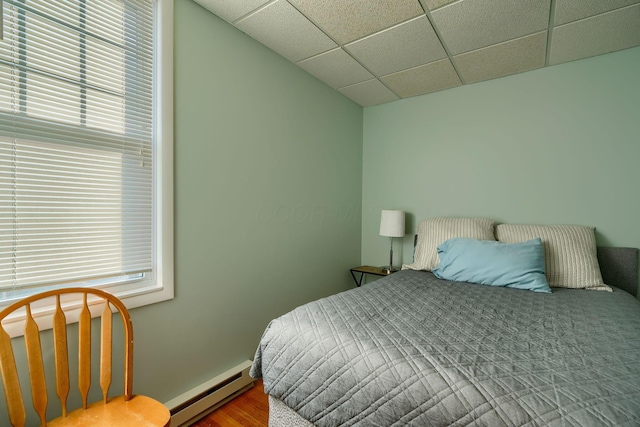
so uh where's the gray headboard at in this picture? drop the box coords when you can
[597,247,639,297]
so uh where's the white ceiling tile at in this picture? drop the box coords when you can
[339,79,400,107]
[554,0,640,26]
[381,59,462,98]
[550,4,640,65]
[431,0,551,55]
[297,48,374,89]
[454,32,547,84]
[287,0,424,44]
[193,0,272,23]
[235,0,337,63]
[346,16,447,77]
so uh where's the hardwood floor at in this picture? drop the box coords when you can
[189,380,269,427]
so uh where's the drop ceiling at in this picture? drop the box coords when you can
[194,0,640,107]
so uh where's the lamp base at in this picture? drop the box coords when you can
[380,266,399,274]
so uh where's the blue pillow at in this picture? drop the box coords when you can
[432,238,551,293]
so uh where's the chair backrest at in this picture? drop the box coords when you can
[0,288,134,427]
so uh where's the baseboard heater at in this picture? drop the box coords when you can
[165,360,255,427]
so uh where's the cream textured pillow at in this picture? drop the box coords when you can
[402,217,495,272]
[495,224,610,291]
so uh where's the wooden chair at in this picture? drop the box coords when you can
[0,288,171,427]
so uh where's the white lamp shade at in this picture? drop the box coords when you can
[379,210,405,237]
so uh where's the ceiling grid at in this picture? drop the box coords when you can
[418,0,467,85]
[545,0,558,66]
[194,0,640,106]
[284,0,402,100]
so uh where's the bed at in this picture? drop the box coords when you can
[250,219,640,426]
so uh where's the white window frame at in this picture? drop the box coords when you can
[0,0,174,337]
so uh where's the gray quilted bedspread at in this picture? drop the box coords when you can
[250,270,640,426]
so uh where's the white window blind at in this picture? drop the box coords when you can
[0,0,156,299]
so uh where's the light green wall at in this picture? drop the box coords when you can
[145,0,362,401]
[362,47,640,271]
[0,0,363,419]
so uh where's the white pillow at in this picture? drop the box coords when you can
[495,224,610,291]
[402,217,495,272]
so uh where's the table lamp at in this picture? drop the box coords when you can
[379,210,405,273]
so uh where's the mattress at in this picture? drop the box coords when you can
[251,270,640,426]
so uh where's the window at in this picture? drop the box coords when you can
[0,0,173,332]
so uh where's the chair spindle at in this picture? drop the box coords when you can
[100,301,112,404]
[53,295,70,418]
[78,294,91,409]
[24,305,48,426]
[0,324,26,427]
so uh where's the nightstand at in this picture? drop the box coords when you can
[349,266,397,287]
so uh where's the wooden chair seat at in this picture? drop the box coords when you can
[0,288,171,427]
[47,395,170,427]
